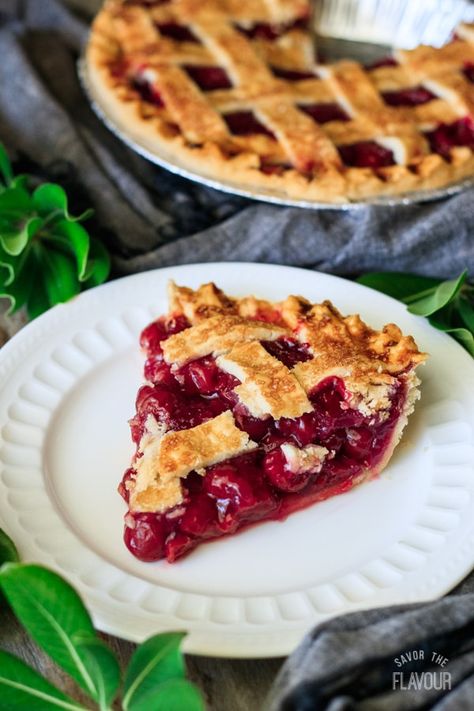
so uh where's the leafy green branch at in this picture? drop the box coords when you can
[0,144,110,319]
[0,529,205,711]
[357,270,474,356]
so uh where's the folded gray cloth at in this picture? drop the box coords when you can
[1,2,474,710]
[267,594,474,710]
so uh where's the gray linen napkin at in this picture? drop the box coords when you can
[1,2,474,710]
[267,593,474,710]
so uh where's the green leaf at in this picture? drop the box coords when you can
[0,217,43,256]
[0,529,19,565]
[0,148,110,320]
[10,175,29,191]
[33,184,68,218]
[81,238,110,287]
[33,184,93,223]
[49,220,90,280]
[127,679,205,711]
[0,651,86,711]
[123,633,187,710]
[357,272,441,301]
[37,247,80,305]
[27,275,51,319]
[0,252,36,315]
[74,638,120,709]
[0,242,22,286]
[407,271,468,317]
[0,144,13,187]
[0,187,33,219]
[0,563,113,704]
[438,326,474,356]
[457,295,474,333]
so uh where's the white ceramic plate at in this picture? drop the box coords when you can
[1,263,473,658]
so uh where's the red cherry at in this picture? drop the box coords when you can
[139,320,167,356]
[261,337,312,367]
[124,514,167,561]
[343,427,374,462]
[135,384,177,418]
[180,495,220,537]
[278,411,321,446]
[165,532,196,562]
[164,314,190,336]
[177,356,218,395]
[204,459,278,528]
[233,404,273,441]
[263,448,312,492]
[144,357,175,386]
[204,464,256,506]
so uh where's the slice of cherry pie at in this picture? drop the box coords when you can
[85,1,474,202]
[119,282,426,563]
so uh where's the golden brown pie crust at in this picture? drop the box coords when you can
[126,281,427,513]
[86,2,474,202]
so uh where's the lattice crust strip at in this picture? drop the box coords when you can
[86,2,474,201]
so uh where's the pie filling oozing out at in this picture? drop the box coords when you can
[119,282,427,563]
[87,2,474,202]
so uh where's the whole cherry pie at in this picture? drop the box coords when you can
[85,1,474,202]
[119,282,426,563]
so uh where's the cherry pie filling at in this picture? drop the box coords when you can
[299,103,350,124]
[381,86,437,107]
[121,315,409,562]
[464,63,474,83]
[156,23,201,43]
[183,65,233,91]
[271,67,317,81]
[223,111,275,137]
[426,117,474,159]
[234,18,309,41]
[338,141,396,168]
[259,160,293,175]
[131,76,164,106]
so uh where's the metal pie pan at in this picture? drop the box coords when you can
[79,0,474,210]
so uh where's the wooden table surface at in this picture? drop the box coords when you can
[0,310,283,710]
[1,605,283,710]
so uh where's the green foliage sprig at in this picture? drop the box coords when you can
[0,144,110,319]
[357,271,474,356]
[0,528,204,711]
